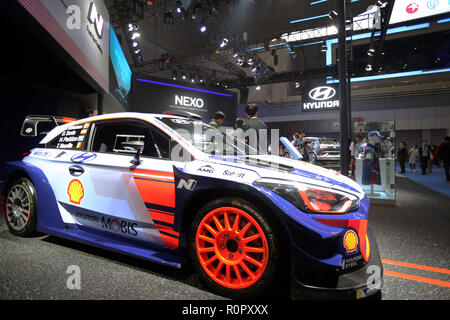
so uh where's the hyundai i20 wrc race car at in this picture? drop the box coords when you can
[2,112,383,299]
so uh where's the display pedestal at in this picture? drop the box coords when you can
[355,158,396,206]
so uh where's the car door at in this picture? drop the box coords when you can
[79,118,190,249]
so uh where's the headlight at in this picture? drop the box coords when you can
[254,178,359,214]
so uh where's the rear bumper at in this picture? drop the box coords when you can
[291,228,383,300]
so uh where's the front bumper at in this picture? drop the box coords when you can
[291,228,383,300]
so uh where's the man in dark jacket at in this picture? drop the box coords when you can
[437,136,450,182]
[397,141,408,174]
[241,104,269,154]
[418,140,431,175]
[208,111,225,129]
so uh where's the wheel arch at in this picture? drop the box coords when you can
[180,185,291,264]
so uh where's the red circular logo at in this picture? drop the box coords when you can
[406,3,419,14]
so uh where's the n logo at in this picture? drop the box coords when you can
[177,179,197,191]
[88,2,104,38]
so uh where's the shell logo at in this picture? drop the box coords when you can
[67,179,84,205]
[343,230,359,253]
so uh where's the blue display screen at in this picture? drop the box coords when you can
[109,26,132,97]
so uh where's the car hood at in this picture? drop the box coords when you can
[191,154,365,199]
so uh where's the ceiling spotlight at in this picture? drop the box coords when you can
[329,10,338,20]
[219,38,229,48]
[247,58,253,64]
[294,82,300,88]
[200,24,207,32]
[367,48,375,56]
[251,65,258,73]
[366,64,373,71]
[128,23,134,31]
[233,50,239,58]
[131,32,141,40]
[134,48,141,54]
[237,58,243,66]
[321,44,327,52]
[132,41,138,47]
[256,85,261,91]
[182,74,186,80]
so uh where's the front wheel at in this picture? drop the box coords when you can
[5,178,37,236]
[189,197,281,299]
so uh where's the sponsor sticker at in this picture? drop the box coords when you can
[67,179,84,205]
[71,152,97,163]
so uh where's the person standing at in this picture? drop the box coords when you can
[208,111,225,129]
[397,141,408,174]
[418,140,431,175]
[241,104,269,154]
[436,137,450,182]
[350,135,363,177]
[408,145,419,172]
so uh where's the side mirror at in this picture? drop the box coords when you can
[121,140,145,166]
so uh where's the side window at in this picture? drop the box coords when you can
[149,126,170,159]
[91,120,159,157]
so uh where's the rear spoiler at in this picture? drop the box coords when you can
[162,111,202,120]
[21,115,77,137]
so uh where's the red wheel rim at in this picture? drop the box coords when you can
[195,207,269,289]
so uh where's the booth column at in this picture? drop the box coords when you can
[98,92,104,115]
[337,0,351,176]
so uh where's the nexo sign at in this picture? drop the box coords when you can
[175,95,204,108]
[302,85,340,112]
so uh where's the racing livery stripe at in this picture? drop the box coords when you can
[148,210,175,224]
[131,169,174,177]
[134,175,175,208]
[155,224,179,237]
[156,224,180,249]
[145,202,175,214]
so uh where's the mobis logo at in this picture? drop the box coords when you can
[175,95,204,108]
[88,2,104,39]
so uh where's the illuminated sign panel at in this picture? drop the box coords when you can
[302,84,340,112]
[389,0,450,24]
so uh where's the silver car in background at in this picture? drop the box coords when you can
[304,137,340,167]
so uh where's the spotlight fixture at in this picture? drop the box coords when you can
[329,10,338,20]
[367,48,375,56]
[233,50,239,58]
[219,38,229,48]
[134,48,141,54]
[294,82,300,88]
[132,41,138,47]
[131,32,140,40]
[256,85,261,91]
[366,64,373,71]
[321,44,327,52]
[200,18,207,32]
[237,58,243,66]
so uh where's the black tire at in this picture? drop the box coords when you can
[189,197,281,299]
[5,178,37,236]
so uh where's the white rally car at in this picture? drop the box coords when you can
[2,112,382,299]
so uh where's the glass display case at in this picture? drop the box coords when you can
[353,121,396,205]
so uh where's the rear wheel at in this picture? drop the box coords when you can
[189,197,281,299]
[5,178,37,236]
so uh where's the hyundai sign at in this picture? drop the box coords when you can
[302,84,340,112]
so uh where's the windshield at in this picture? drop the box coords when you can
[158,117,257,156]
[320,139,339,145]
